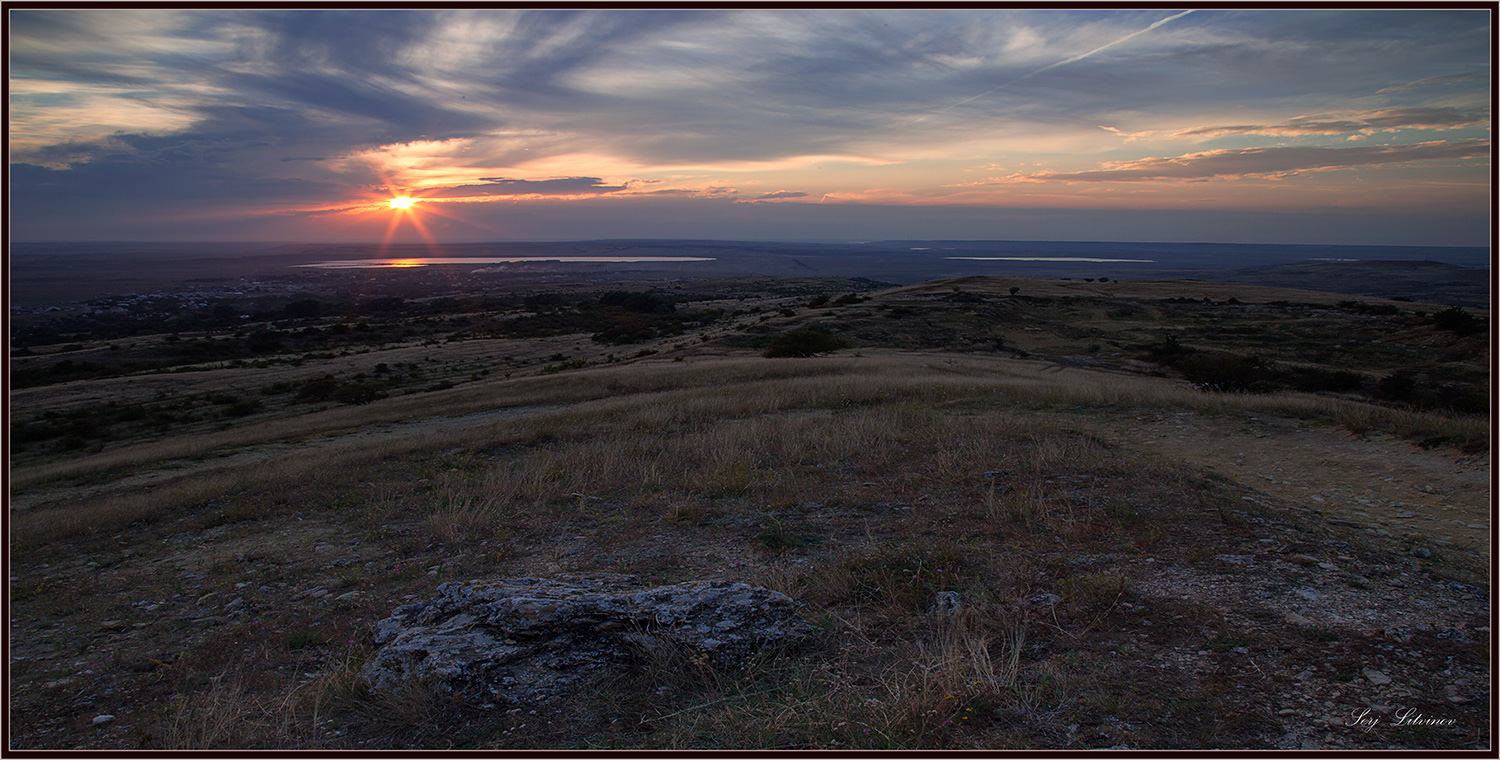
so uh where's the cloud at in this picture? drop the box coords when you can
[1377,71,1486,93]
[435,177,628,197]
[6,9,1494,244]
[1171,108,1490,139]
[1011,139,1491,182]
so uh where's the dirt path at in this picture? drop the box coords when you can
[1108,409,1489,562]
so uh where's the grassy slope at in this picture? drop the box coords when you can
[8,277,1489,750]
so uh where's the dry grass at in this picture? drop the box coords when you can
[14,349,1478,553]
[10,343,1488,751]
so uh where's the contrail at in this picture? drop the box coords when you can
[915,9,1196,121]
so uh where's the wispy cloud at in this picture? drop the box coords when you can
[1007,139,1491,182]
[1377,71,1486,93]
[751,191,810,201]
[1171,107,1490,139]
[430,177,628,198]
[919,10,1196,120]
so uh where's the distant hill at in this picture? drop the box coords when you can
[1211,260,1489,307]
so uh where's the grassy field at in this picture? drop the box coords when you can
[8,276,1489,750]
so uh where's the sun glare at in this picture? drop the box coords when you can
[388,196,416,209]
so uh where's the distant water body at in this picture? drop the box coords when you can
[945,256,1154,263]
[294,256,715,269]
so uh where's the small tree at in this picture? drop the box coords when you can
[763,329,850,358]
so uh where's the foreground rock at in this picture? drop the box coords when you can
[362,574,811,704]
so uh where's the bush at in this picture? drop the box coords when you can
[284,299,322,318]
[1374,370,1418,403]
[1174,352,1279,393]
[1336,300,1400,316]
[599,291,675,314]
[332,381,386,405]
[1143,333,1193,363]
[296,375,340,403]
[763,329,850,358]
[1432,306,1481,336]
[1287,367,1365,393]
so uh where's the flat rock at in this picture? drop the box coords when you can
[362,574,810,705]
[1284,612,1315,627]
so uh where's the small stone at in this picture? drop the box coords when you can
[1316,562,1337,571]
[92,715,114,725]
[1288,554,1319,566]
[1363,668,1392,686]
[98,620,129,631]
[929,591,963,616]
[1285,612,1315,627]
[1409,547,1432,559]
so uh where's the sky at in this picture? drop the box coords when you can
[7,8,1493,246]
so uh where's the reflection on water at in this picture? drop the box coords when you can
[294,257,716,269]
[945,257,1154,263]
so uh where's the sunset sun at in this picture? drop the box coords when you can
[388,196,416,209]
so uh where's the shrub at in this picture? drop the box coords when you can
[763,329,850,358]
[1287,367,1364,393]
[332,382,386,405]
[599,291,676,314]
[297,376,340,402]
[755,518,823,550]
[1336,300,1400,316]
[1143,333,1192,363]
[1174,352,1279,393]
[245,330,283,354]
[1432,306,1481,336]
[223,399,262,417]
[1374,370,1418,403]
[284,299,322,318]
